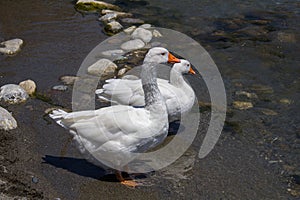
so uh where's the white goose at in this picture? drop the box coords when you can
[96,59,196,122]
[49,47,180,187]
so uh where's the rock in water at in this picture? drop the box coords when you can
[131,28,153,43]
[19,79,36,95]
[233,101,253,110]
[99,13,117,24]
[123,26,136,34]
[87,59,117,80]
[0,39,23,55]
[0,107,17,130]
[75,0,121,12]
[101,9,133,18]
[59,76,78,85]
[104,21,123,35]
[121,39,145,50]
[52,85,68,91]
[0,84,29,104]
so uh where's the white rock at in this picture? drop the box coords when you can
[0,84,29,104]
[153,29,163,37]
[0,39,23,55]
[139,24,152,29]
[131,28,152,43]
[19,79,36,95]
[121,39,145,50]
[0,107,17,131]
[60,76,78,85]
[76,0,121,11]
[87,59,117,80]
[101,9,133,18]
[101,49,124,57]
[99,13,117,23]
[105,21,123,35]
[52,85,68,91]
[123,26,136,34]
[117,68,128,77]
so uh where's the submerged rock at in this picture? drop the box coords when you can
[123,26,136,34]
[19,79,36,95]
[0,84,29,104]
[139,24,152,29]
[233,101,253,110]
[0,107,17,131]
[153,29,163,37]
[121,39,145,50]
[99,13,117,24]
[0,38,23,55]
[251,84,274,94]
[277,32,296,43]
[120,18,145,24]
[260,108,278,116]
[52,85,68,91]
[101,9,133,18]
[104,21,123,35]
[60,76,78,85]
[87,58,117,80]
[101,49,124,57]
[131,28,153,43]
[75,0,121,12]
[279,98,292,105]
[235,91,258,99]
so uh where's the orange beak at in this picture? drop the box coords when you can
[189,67,196,75]
[168,53,181,63]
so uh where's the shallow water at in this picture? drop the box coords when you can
[0,0,299,199]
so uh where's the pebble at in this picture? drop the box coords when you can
[99,13,117,24]
[75,0,121,12]
[235,91,258,99]
[123,26,136,34]
[104,21,123,35]
[153,29,163,37]
[121,39,145,51]
[0,38,23,55]
[233,101,253,110]
[101,49,124,57]
[120,18,145,24]
[19,79,36,95]
[279,98,292,105]
[32,176,39,184]
[260,108,278,116]
[0,106,17,131]
[139,24,152,29]
[87,58,117,80]
[101,9,133,18]
[0,84,29,104]
[251,84,274,94]
[117,68,128,77]
[131,28,153,43]
[60,76,78,85]
[52,85,68,91]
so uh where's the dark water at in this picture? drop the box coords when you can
[0,0,299,199]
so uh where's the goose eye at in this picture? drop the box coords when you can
[161,53,166,56]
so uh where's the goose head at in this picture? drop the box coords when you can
[173,59,196,75]
[143,47,180,64]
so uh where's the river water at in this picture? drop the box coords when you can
[0,0,299,199]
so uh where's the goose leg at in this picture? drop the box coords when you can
[115,170,138,188]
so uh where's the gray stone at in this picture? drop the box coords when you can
[104,21,123,35]
[60,76,78,85]
[123,26,136,34]
[99,13,117,24]
[117,68,128,77]
[121,39,145,50]
[87,58,117,80]
[233,101,253,110]
[131,28,152,43]
[0,84,29,104]
[19,79,36,95]
[139,24,152,29]
[120,18,145,24]
[0,106,17,131]
[0,38,23,55]
[52,85,68,91]
[101,49,124,57]
[101,9,133,18]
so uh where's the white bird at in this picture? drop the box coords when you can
[49,47,180,187]
[96,60,196,122]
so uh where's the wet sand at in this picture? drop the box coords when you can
[0,0,299,199]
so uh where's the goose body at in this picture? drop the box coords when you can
[97,60,196,122]
[49,47,180,187]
